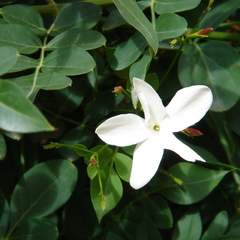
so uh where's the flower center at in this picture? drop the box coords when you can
[153,125,160,131]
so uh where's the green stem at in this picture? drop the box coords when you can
[208,31,240,42]
[159,40,185,86]
[41,106,94,129]
[95,144,110,210]
[32,0,113,15]
[218,21,240,28]
[150,0,156,29]
[44,142,94,153]
[45,0,59,15]
[27,22,55,100]
[191,0,214,33]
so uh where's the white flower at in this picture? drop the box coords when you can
[95,78,213,189]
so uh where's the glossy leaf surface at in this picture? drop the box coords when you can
[42,47,95,75]
[172,207,202,240]
[129,48,152,80]
[111,31,147,70]
[156,13,187,42]
[115,153,132,182]
[141,196,173,229]
[154,0,201,14]
[11,72,72,97]
[0,24,42,54]
[113,0,158,54]
[47,28,106,50]
[91,167,123,222]
[9,218,58,240]
[200,0,240,29]
[0,46,18,76]
[2,4,46,36]
[160,162,228,204]
[0,80,54,133]
[7,55,38,73]
[201,211,228,240]
[51,2,101,35]
[9,159,78,228]
[178,42,240,111]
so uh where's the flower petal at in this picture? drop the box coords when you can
[133,78,166,126]
[130,134,164,189]
[161,131,204,162]
[166,85,213,132]
[95,114,151,147]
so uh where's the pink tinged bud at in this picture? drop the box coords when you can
[182,128,203,138]
[113,86,123,94]
[90,158,97,165]
[198,28,213,35]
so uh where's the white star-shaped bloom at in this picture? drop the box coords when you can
[96,78,213,189]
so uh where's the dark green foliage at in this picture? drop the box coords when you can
[0,1,240,240]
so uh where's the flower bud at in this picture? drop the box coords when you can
[182,128,203,138]
[113,86,123,94]
[90,158,97,165]
[198,28,213,35]
[170,39,178,48]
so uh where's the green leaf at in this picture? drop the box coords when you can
[9,159,78,229]
[201,211,228,240]
[7,55,38,73]
[113,0,158,54]
[154,0,201,14]
[122,145,135,155]
[9,218,58,240]
[83,92,124,125]
[156,13,187,42]
[102,9,126,31]
[172,207,202,240]
[87,164,98,180]
[111,31,147,70]
[0,46,18,76]
[42,47,95,75]
[102,2,150,31]
[65,193,98,240]
[0,133,6,160]
[141,196,173,229]
[178,42,240,111]
[160,162,228,204]
[0,24,42,54]
[46,28,106,51]
[136,216,163,240]
[91,167,123,222]
[0,80,54,133]
[11,72,72,98]
[222,219,240,239]
[199,0,240,30]
[115,153,132,182]
[74,144,90,157]
[51,2,101,36]
[119,206,148,238]
[129,48,152,80]
[58,126,94,161]
[2,4,47,36]
[0,191,9,238]
[85,145,114,170]
[145,73,159,91]
[54,79,87,113]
